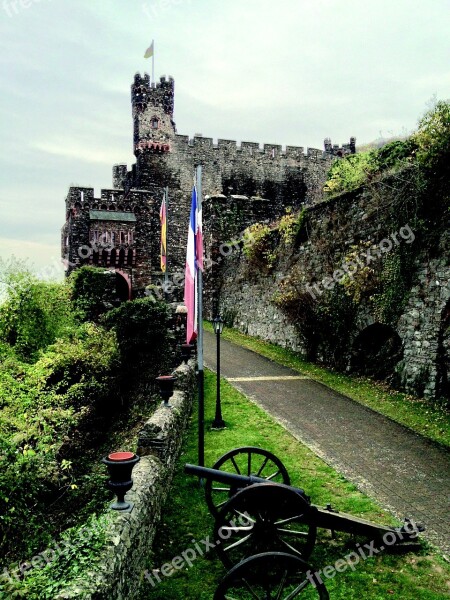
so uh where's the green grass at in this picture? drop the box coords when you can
[142,370,449,599]
[203,322,450,448]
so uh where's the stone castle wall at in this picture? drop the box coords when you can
[216,179,449,400]
[63,72,351,293]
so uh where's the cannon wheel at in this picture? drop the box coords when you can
[205,447,291,518]
[214,483,317,568]
[214,552,329,599]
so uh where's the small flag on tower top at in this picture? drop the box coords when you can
[144,40,154,59]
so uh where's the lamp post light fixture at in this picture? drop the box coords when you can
[212,315,225,429]
[155,374,177,408]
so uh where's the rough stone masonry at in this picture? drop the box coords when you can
[62,72,354,299]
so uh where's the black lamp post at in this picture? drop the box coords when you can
[212,315,225,429]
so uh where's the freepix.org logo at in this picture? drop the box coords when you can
[3,0,53,18]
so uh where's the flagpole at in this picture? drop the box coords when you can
[196,164,205,468]
[164,186,169,296]
[152,39,155,85]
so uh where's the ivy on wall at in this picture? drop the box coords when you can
[241,208,307,272]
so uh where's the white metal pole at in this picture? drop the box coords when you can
[196,165,204,467]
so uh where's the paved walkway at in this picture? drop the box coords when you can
[203,330,450,555]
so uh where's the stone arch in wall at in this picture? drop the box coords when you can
[115,270,131,301]
[436,299,450,401]
[350,323,403,381]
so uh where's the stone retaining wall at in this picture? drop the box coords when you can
[56,359,196,600]
[217,181,449,400]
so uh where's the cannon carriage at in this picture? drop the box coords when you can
[185,446,423,599]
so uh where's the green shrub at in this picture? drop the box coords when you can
[69,266,117,322]
[102,297,172,388]
[242,223,277,271]
[324,151,379,195]
[0,322,119,560]
[0,269,76,361]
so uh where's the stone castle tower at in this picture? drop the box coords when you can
[62,73,355,298]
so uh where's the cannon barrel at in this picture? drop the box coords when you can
[184,463,308,497]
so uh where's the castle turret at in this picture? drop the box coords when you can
[112,164,128,189]
[131,73,176,156]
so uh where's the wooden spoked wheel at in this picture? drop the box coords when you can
[213,483,317,569]
[205,447,291,518]
[214,552,329,599]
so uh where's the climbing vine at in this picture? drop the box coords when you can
[372,248,414,325]
[278,207,306,246]
[242,222,276,271]
[340,241,378,303]
[242,207,307,272]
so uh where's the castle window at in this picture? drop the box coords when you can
[151,117,159,129]
[120,231,126,244]
[119,248,125,266]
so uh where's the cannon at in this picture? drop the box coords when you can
[185,447,423,599]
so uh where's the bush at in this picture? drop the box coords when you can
[69,266,117,322]
[324,151,379,195]
[0,322,119,560]
[0,267,76,361]
[242,223,277,271]
[102,297,173,390]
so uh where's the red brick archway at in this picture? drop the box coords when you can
[114,270,131,301]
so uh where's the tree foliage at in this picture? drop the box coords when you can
[68,266,117,322]
[324,100,449,198]
[0,261,76,361]
[0,263,174,565]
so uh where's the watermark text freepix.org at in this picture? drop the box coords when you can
[306,519,421,587]
[305,224,415,300]
[3,0,52,18]
[144,511,252,587]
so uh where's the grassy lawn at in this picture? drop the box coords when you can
[203,322,450,448]
[142,370,449,599]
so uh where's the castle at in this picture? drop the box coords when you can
[62,73,355,299]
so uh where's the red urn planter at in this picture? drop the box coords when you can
[102,451,140,511]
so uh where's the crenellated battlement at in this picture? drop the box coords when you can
[131,72,175,117]
[63,71,357,293]
[173,134,328,159]
[65,186,153,215]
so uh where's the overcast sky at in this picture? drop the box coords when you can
[0,0,449,276]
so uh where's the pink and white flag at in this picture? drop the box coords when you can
[184,185,203,343]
